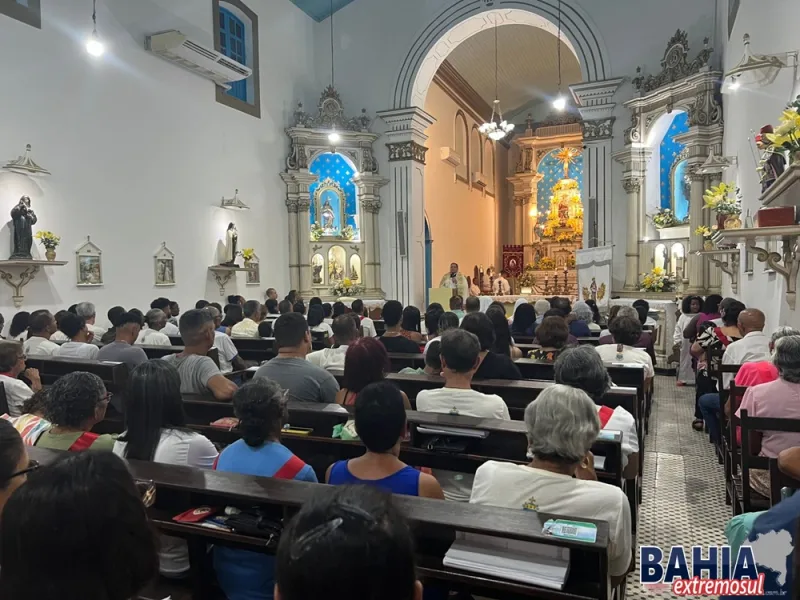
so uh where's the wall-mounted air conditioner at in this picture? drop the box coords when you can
[145,30,252,90]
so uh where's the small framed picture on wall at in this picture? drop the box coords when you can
[75,236,103,287]
[154,242,176,286]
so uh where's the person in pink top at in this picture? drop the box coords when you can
[736,334,800,497]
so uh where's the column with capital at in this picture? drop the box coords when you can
[687,168,709,294]
[281,171,318,294]
[622,177,643,290]
[354,172,389,297]
[507,173,538,264]
[378,107,436,307]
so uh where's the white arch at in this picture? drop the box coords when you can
[396,2,609,109]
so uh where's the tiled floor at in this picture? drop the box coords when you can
[626,376,730,599]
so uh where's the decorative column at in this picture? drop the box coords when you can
[570,78,624,248]
[354,172,389,297]
[281,171,318,293]
[378,107,436,307]
[507,173,537,258]
[686,168,709,294]
[622,177,643,290]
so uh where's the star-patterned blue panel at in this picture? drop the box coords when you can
[660,112,689,215]
[536,149,584,217]
[309,152,358,235]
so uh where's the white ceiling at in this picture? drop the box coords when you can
[445,24,582,117]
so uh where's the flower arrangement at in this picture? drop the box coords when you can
[331,278,364,297]
[639,266,675,292]
[765,96,800,158]
[34,230,60,249]
[310,223,325,241]
[650,208,687,229]
[537,256,556,271]
[238,248,255,262]
[556,231,577,243]
[703,183,741,216]
[694,226,716,239]
[340,225,356,241]
[566,256,576,268]
[518,266,536,288]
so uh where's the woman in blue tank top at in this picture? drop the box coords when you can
[326,381,444,499]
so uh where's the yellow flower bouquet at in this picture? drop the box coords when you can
[703,183,741,216]
[34,230,60,249]
[238,248,255,261]
[639,266,675,292]
[766,97,800,157]
[331,278,364,297]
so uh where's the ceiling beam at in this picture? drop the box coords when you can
[433,60,493,124]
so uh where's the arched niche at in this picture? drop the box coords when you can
[328,245,346,282]
[470,127,482,177]
[454,111,469,181]
[670,242,685,278]
[654,243,667,271]
[483,139,495,191]
[309,152,359,239]
[311,253,325,285]
[349,254,362,283]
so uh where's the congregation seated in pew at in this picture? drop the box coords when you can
[461,312,521,380]
[400,339,441,376]
[0,451,159,600]
[599,306,656,365]
[528,315,569,363]
[232,300,263,338]
[23,310,59,357]
[378,301,422,354]
[423,311,459,356]
[510,300,536,338]
[150,297,180,336]
[76,301,108,339]
[594,314,654,381]
[307,314,358,371]
[336,337,411,409]
[135,308,172,346]
[554,346,640,479]
[0,341,41,416]
[56,313,100,359]
[162,309,237,400]
[1,390,50,446]
[470,384,633,587]
[35,372,115,451]
[206,305,246,373]
[486,305,522,359]
[214,378,317,600]
[326,380,444,500]
[114,360,217,577]
[254,312,339,404]
[0,419,31,514]
[97,311,149,369]
[352,299,377,337]
[308,303,333,340]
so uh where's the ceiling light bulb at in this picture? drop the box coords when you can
[728,79,741,91]
[553,95,567,111]
[86,30,104,57]
[328,131,341,143]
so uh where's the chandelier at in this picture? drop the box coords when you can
[479,17,514,141]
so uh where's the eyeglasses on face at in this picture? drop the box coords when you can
[5,459,40,482]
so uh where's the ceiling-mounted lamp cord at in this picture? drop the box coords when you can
[330,0,335,88]
[92,0,97,32]
[557,0,562,92]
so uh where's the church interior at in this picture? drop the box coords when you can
[2,0,800,598]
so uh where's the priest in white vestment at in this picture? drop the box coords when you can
[439,262,468,299]
[492,270,511,296]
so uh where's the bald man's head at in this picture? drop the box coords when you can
[738,309,766,335]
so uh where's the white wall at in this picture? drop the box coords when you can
[0,0,316,329]
[310,0,717,298]
[722,0,800,331]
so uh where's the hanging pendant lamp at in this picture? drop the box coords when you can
[327,0,340,144]
[479,16,514,141]
[552,0,566,111]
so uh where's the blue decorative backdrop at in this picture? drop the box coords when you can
[536,148,584,217]
[309,152,358,235]
[660,112,689,218]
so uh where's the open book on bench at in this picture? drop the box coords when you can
[444,532,569,589]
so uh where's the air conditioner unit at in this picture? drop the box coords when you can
[145,30,252,90]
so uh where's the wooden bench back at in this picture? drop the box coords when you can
[25,356,130,393]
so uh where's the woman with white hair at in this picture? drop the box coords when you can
[534,299,551,325]
[470,384,632,586]
[570,301,596,337]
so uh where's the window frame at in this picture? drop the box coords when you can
[0,0,41,29]
[213,0,260,119]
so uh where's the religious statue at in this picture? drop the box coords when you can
[222,222,239,266]
[312,263,323,284]
[757,124,786,193]
[558,199,570,223]
[10,196,37,260]
[321,199,336,232]
[350,265,359,281]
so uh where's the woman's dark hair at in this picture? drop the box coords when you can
[702,294,723,315]
[489,301,506,313]
[309,297,323,307]
[342,338,390,393]
[609,316,642,346]
[21,389,48,416]
[332,301,346,318]
[286,290,299,304]
[486,307,513,356]
[0,452,158,600]
[307,304,325,328]
[354,381,407,453]
[43,372,107,429]
[511,303,536,335]
[67,304,78,315]
[460,312,494,351]
[221,304,244,328]
[681,295,703,315]
[293,301,306,315]
[536,316,569,349]
[634,305,648,326]
[265,298,279,314]
[118,361,188,461]
[322,303,333,318]
[8,311,29,339]
[381,301,403,327]
[401,306,421,333]
[543,308,565,319]
[721,300,746,326]
[424,307,444,338]
[585,300,602,324]
[438,311,460,334]
[233,379,286,447]
[107,306,126,327]
[427,302,443,313]
[276,485,417,600]
[0,419,24,491]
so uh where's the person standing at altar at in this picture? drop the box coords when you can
[439,263,468,299]
[492,270,511,296]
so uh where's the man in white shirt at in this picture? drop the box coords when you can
[50,310,70,342]
[307,315,358,371]
[231,300,262,338]
[470,385,632,586]
[136,309,172,346]
[76,301,107,339]
[55,313,100,360]
[491,270,511,296]
[206,306,245,374]
[721,309,770,389]
[351,299,377,337]
[23,310,59,357]
[0,340,41,416]
[594,316,654,380]
[150,297,180,337]
[416,329,510,501]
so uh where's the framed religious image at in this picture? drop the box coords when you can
[246,253,260,286]
[75,236,103,287]
[154,242,176,286]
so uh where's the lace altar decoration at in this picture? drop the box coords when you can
[632,30,713,93]
[291,86,372,132]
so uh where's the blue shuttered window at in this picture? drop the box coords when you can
[218,7,247,102]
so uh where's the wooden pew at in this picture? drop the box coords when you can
[28,445,614,600]
[24,356,130,394]
[169,336,325,363]
[516,337,600,348]
[768,457,800,505]
[137,345,220,368]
